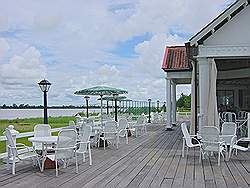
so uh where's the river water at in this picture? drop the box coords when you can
[0,109,102,120]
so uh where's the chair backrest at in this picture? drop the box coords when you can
[104,120,117,132]
[181,123,193,147]
[224,112,236,122]
[201,126,220,151]
[118,118,128,137]
[78,125,92,152]
[238,111,247,119]
[104,121,117,138]
[69,120,75,126]
[137,115,145,124]
[34,124,51,137]
[56,129,77,160]
[221,122,237,136]
[5,128,17,157]
[33,124,51,150]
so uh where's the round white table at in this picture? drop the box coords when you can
[28,136,58,144]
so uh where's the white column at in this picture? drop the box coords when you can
[172,82,177,125]
[198,57,209,132]
[166,77,172,130]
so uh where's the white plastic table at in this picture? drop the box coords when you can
[28,136,58,171]
[28,136,58,144]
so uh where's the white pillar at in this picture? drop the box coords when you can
[166,77,172,130]
[198,57,209,132]
[172,82,177,125]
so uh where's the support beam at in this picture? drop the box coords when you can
[172,82,177,126]
[198,57,209,131]
[166,78,172,130]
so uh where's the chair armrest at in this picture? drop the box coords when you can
[54,146,77,151]
[192,137,201,145]
[102,131,118,134]
[76,141,90,145]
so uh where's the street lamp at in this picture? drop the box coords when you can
[157,100,160,112]
[163,102,166,112]
[38,79,51,124]
[84,96,90,118]
[148,98,151,123]
[113,94,118,122]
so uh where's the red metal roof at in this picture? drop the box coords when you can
[162,46,191,72]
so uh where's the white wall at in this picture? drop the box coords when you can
[204,6,250,46]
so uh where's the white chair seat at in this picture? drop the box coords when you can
[203,145,224,152]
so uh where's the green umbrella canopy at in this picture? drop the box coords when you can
[98,96,127,101]
[74,86,128,96]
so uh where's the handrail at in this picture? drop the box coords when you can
[0,127,62,142]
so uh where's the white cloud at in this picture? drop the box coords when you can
[0,46,46,87]
[0,0,235,105]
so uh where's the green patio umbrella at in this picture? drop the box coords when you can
[74,86,128,122]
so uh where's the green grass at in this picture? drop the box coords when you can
[0,116,74,153]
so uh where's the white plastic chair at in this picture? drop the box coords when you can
[98,121,118,150]
[33,124,51,151]
[5,128,41,175]
[200,126,227,166]
[181,123,202,162]
[132,115,147,137]
[220,122,237,146]
[42,129,78,176]
[228,136,248,159]
[224,112,236,122]
[118,118,129,145]
[76,125,92,165]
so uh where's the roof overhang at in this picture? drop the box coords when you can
[190,0,249,46]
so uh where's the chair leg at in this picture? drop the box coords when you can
[88,144,92,166]
[182,138,185,158]
[126,133,128,144]
[82,153,85,163]
[36,156,42,171]
[116,135,119,149]
[103,138,106,150]
[199,147,202,163]
[75,154,78,174]
[12,156,16,175]
[55,159,58,176]
[218,152,221,166]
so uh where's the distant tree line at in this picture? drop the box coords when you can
[0,104,101,109]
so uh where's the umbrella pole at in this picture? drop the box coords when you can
[115,98,118,122]
[100,95,103,124]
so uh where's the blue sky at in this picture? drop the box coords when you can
[0,0,234,105]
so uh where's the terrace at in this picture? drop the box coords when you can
[0,121,249,188]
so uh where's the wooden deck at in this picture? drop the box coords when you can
[0,123,249,188]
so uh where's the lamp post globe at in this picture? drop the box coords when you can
[38,79,51,124]
[148,98,151,123]
[84,96,90,118]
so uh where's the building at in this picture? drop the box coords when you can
[162,0,250,132]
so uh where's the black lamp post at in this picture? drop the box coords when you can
[106,100,109,115]
[113,94,118,122]
[157,100,160,112]
[148,98,151,123]
[84,96,90,118]
[38,79,51,124]
[163,102,166,112]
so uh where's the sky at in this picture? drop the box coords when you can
[0,0,234,106]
